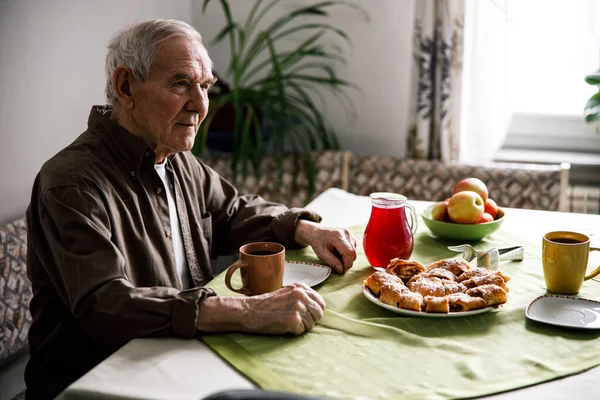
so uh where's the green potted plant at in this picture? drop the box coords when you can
[193,0,367,195]
[584,68,600,124]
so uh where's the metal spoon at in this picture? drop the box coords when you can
[447,244,524,263]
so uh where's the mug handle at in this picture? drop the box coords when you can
[405,203,418,235]
[225,260,250,295]
[584,246,600,280]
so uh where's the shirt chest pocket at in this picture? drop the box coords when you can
[196,213,213,255]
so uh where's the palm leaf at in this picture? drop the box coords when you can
[585,69,600,85]
[584,91,600,123]
[238,1,355,72]
[240,20,351,75]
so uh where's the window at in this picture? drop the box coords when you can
[501,0,600,153]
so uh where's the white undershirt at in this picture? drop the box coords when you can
[154,162,192,289]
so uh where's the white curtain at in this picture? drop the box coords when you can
[459,0,510,163]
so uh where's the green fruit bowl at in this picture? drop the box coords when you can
[421,205,505,242]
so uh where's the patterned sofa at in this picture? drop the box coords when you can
[345,156,570,211]
[0,218,29,400]
[204,152,570,212]
[202,150,349,208]
[0,152,569,399]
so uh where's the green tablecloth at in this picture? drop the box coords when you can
[201,223,600,400]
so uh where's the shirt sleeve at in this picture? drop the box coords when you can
[35,185,214,344]
[199,162,322,256]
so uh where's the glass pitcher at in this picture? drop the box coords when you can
[363,192,418,268]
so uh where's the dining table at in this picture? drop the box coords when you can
[57,188,600,400]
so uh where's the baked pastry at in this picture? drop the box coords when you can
[442,280,467,295]
[380,284,423,312]
[424,296,450,313]
[426,257,472,277]
[364,271,405,296]
[386,258,426,280]
[379,283,409,306]
[462,274,510,292]
[466,284,508,307]
[408,277,446,297]
[457,268,510,283]
[422,267,456,282]
[398,291,424,312]
[446,292,487,312]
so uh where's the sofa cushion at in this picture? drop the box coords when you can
[0,217,31,367]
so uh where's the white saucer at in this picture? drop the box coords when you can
[526,295,600,329]
[283,261,331,287]
[362,285,494,318]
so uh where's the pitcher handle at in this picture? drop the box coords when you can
[405,203,418,235]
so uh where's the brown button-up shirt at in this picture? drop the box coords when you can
[25,106,321,399]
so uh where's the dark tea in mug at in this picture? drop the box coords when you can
[549,238,584,244]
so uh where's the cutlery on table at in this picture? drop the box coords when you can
[447,244,524,269]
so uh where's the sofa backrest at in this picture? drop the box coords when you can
[0,217,32,368]
[346,156,570,211]
[202,151,349,208]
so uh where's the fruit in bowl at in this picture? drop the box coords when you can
[422,206,505,241]
[422,178,505,241]
[447,191,485,224]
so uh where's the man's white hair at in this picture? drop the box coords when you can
[105,19,206,104]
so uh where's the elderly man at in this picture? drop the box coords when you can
[25,19,356,399]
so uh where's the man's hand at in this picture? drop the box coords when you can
[294,220,357,274]
[243,283,326,335]
[196,283,326,335]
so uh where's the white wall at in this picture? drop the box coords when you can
[0,0,194,224]
[193,0,415,157]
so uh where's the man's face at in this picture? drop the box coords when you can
[130,36,215,161]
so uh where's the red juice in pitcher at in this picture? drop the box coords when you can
[363,193,417,268]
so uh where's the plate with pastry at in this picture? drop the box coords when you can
[362,257,510,317]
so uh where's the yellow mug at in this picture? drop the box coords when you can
[542,231,600,295]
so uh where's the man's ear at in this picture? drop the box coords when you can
[112,66,136,109]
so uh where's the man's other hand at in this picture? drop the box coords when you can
[294,220,357,274]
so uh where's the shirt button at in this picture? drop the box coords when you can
[156,187,162,194]
[130,171,136,178]
[165,230,171,238]
[145,151,150,157]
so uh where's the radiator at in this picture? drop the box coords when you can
[567,185,600,214]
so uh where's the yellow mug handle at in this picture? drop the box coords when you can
[584,246,600,280]
[225,260,250,295]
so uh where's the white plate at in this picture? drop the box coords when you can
[362,285,494,318]
[283,261,331,287]
[525,294,600,329]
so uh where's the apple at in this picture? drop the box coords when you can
[452,178,488,203]
[484,198,499,219]
[431,201,449,221]
[447,191,484,224]
[477,213,494,224]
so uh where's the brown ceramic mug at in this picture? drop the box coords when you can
[225,242,285,296]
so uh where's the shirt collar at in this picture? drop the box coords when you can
[87,105,163,179]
